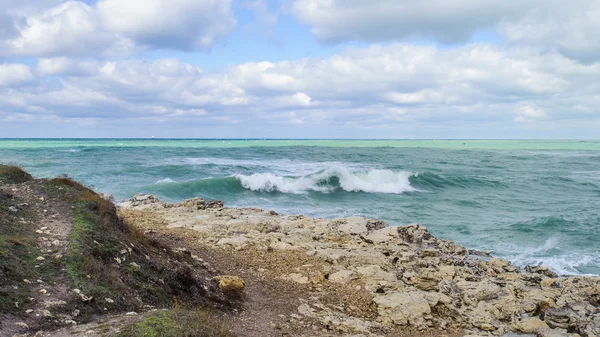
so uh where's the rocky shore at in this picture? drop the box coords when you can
[119,195,600,337]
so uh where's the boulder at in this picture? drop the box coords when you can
[130,193,160,206]
[397,224,432,244]
[214,275,245,295]
[182,197,205,210]
[206,200,224,209]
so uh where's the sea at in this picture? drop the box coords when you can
[1,139,599,275]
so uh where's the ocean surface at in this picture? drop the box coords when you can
[1,139,599,275]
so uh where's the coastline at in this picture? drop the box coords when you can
[118,194,600,337]
[1,164,598,337]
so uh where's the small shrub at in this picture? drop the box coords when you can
[0,164,33,184]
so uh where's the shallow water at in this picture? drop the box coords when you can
[1,139,599,275]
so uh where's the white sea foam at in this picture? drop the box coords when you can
[503,236,599,275]
[155,178,175,184]
[234,167,418,194]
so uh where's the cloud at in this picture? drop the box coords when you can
[2,1,135,57]
[291,0,544,43]
[97,0,236,50]
[0,0,236,58]
[36,58,101,77]
[0,63,34,86]
[499,0,600,62]
[514,105,547,122]
[3,42,600,138]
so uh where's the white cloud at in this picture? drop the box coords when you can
[0,63,34,87]
[291,0,544,43]
[97,0,236,50]
[499,0,600,62]
[0,0,235,58]
[514,105,546,122]
[2,42,599,137]
[36,58,101,77]
[2,1,135,57]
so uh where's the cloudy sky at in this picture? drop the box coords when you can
[0,0,599,138]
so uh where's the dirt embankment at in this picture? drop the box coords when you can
[0,166,239,337]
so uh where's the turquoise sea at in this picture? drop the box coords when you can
[1,139,599,275]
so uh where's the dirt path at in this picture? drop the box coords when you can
[1,181,75,335]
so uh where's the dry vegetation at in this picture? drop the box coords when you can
[0,165,239,336]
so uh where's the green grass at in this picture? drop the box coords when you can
[115,309,236,337]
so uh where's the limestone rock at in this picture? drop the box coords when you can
[115,201,600,337]
[328,270,355,284]
[373,291,430,327]
[397,224,432,244]
[513,317,548,333]
[128,193,160,206]
[182,197,205,210]
[206,200,224,209]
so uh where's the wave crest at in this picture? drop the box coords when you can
[235,167,418,194]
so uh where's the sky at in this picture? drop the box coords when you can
[0,0,599,139]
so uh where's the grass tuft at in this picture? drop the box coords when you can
[115,309,236,337]
[0,164,33,184]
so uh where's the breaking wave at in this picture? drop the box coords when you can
[234,167,418,194]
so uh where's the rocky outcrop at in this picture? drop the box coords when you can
[119,196,600,336]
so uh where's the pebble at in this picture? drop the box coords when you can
[14,322,29,330]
